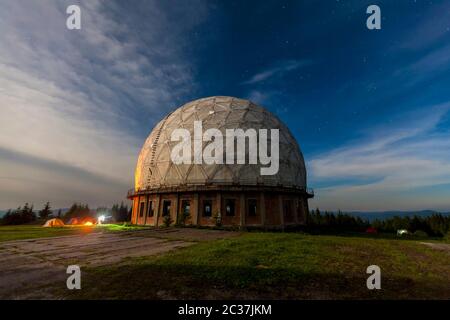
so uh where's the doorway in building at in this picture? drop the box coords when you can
[179,200,191,225]
[162,200,171,217]
[224,199,236,216]
[203,200,212,217]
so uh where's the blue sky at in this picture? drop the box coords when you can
[1,0,450,211]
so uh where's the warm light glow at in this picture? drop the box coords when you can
[84,221,94,226]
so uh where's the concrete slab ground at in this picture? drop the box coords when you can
[0,228,240,299]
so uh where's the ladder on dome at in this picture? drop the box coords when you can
[147,112,174,184]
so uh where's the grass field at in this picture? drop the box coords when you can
[0,224,146,242]
[1,225,449,299]
[62,232,450,300]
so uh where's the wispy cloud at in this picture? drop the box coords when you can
[309,103,450,211]
[246,90,271,105]
[0,0,208,208]
[397,1,450,50]
[242,59,311,85]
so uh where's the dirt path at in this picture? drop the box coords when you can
[421,242,450,254]
[0,228,239,299]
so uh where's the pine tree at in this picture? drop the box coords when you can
[39,202,52,219]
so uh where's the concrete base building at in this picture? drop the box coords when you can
[128,96,313,228]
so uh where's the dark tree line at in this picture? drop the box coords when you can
[110,202,131,222]
[307,209,369,232]
[65,202,130,221]
[1,201,54,225]
[308,209,450,237]
[1,201,131,225]
[1,203,36,225]
[64,203,92,219]
[372,214,450,237]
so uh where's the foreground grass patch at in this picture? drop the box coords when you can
[0,226,88,242]
[63,233,450,299]
[0,224,148,242]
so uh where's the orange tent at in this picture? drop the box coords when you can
[43,218,65,227]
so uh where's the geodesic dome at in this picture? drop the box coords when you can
[134,96,306,191]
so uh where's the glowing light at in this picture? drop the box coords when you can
[97,215,106,225]
[84,221,93,226]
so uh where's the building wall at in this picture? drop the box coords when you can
[130,191,308,228]
[132,196,139,225]
[264,194,282,225]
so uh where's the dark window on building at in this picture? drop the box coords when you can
[148,200,154,217]
[225,199,235,216]
[247,199,257,216]
[162,200,171,216]
[203,200,212,217]
[139,202,145,217]
[181,200,190,215]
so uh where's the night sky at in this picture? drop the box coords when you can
[1,0,450,211]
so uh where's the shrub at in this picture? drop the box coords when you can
[178,211,191,226]
[413,230,428,238]
[163,215,173,227]
[443,231,450,241]
[213,212,222,227]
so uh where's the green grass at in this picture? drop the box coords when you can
[96,224,150,232]
[0,224,148,242]
[63,232,450,300]
[0,225,87,242]
[3,226,448,299]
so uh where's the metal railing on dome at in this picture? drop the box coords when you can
[127,188,135,198]
[128,186,315,198]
